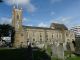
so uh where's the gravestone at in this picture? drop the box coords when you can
[70,42,75,52]
[51,42,64,60]
[57,43,64,60]
[66,42,71,51]
[51,42,58,57]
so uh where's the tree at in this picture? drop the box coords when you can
[0,0,3,2]
[0,24,15,46]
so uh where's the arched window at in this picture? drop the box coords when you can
[66,33,68,37]
[40,39,42,44]
[40,33,42,37]
[33,38,35,41]
[27,38,29,41]
[66,42,71,50]
[52,34,53,38]
[21,34,23,36]
[72,40,76,47]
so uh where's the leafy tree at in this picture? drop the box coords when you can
[0,0,3,2]
[0,24,15,46]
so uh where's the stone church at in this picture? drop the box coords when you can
[12,6,75,51]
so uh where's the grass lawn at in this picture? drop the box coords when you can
[68,56,80,60]
[51,55,80,60]
[0,48,28,60]
[0,47,80,60]
[46,47,80,60]
[46,46,52,56]
[0,47,51,60]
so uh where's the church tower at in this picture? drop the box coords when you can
[12,6,22,31]
[12,6,27,48]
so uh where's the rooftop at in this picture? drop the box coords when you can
[23,26,53,30]
[50,23,68,30]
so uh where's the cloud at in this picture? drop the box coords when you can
[60,17,72,24]
[23,17,28,21]
[22,17,30,25]
[27,24,33,26]
[3,0,37,13]
[38,22,49,27]
[50,16,73,28]
[52,21,59,23]
[26,4,37,13]
[0,17,33,26]
[51,11,55,16]
[0,17,11,24]
[51,0,63,3]
[51,16,72,24]
[3,0,30,5]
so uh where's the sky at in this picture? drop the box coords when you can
[0,0,80,29]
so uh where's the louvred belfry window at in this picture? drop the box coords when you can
[17,14,19,19]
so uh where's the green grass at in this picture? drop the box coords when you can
[0,47,51,60]
[0,47,80,60]
[64,51,80,60]
[46,46,52,56]
[67,56,80,60]
[51,56,80,60]
[0,48,28,60]
[51,57,59,60]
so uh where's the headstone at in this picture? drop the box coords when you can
[57,43,64,60]
[70,42,75,52]
[51,42,64,60]
[66,42,71,51]
[51,42,58,57]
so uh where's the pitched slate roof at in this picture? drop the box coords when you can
[23,26,53,30]
[22,23,68,30]
[50,23,68,30]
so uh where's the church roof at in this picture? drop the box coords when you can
[22,23,68,31]
[50,23,68,30]
[23,26,53,30]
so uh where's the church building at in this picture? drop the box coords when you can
[12,6,75,51]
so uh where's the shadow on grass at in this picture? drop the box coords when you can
[0,46,51,60]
